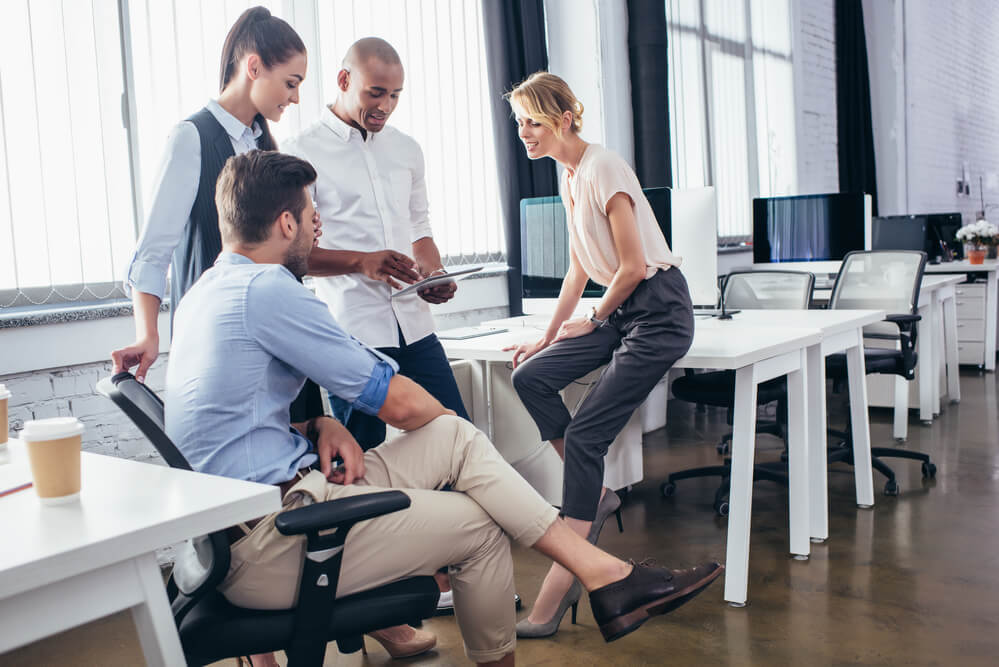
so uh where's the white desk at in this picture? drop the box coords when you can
[924,260,999,371]
[694,309,885,542]
[443,321,821,606]
[0,440,279,666]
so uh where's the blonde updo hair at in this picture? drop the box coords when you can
[506,71,584,137]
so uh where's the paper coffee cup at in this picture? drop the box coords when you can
[0,384,10,447]
[21,417,84,505]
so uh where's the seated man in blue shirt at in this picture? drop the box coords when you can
[164,149,722,665]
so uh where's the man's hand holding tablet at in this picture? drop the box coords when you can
[391,266,484,300]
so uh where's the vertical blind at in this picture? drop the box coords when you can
[0,0,504,308]
[666,0,796,244]
[0,0,134,306]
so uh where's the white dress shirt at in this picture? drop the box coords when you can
[284,107,436,348]
[124,99,262,300]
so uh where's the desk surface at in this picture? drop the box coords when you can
[924,259,999,273]
[0,440,280,599]
[694,309,886,336]
[813,273,964,302]
[445,319,822,369]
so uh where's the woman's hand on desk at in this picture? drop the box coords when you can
[505,337,551,368]
[552,317,597,343]
[314,417,366,485]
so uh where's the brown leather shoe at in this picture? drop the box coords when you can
[588,559,724,642]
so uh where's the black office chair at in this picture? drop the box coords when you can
[662,270,815,516]
[97,372,439,666]
[824,250,937,496]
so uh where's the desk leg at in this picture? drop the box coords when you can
[917,303,934,424]
[786,349,810,558]
[806,344,828,542]
[942,292,961,402]
[130,552,185,667]
[484,361,494,440]
[846,334,875,508]
[724,365,759,607]
[987,272,998,372]
[931,295,942,415]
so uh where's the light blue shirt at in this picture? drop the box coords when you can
[125,100,262,300]
[165,252,398,484]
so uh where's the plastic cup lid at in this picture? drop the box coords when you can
[20,417,84,441]
[0,384,10,400]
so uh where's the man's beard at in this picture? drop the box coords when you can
[284,245,310,279]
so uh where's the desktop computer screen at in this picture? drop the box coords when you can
[520,187,717,307]
[871,212,964,261]
[752,193,871,264]
[872,215,927,251]
[925,212,964,260]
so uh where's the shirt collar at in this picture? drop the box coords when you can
[216,251,256,266]
[207,99,263,143]
[321,105,371,143]
[215,251,298,280]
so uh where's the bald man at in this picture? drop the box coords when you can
[287,38,469,454]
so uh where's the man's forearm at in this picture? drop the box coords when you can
[307,247,365,277]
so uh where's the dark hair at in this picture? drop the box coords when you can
[219,6,306,151]
[215,150,317,245]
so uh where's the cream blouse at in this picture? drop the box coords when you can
[560,144,680,287]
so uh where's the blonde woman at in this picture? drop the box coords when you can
[505,72,700,638]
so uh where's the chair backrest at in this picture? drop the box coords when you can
[722,270,815,310]
[829,250,927,315]
[96,372,229,618]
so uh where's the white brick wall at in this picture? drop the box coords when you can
[903,0,999,221]
[795,0,840,194]
[2,357,168,463]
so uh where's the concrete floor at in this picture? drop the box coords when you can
[5,367,998,665]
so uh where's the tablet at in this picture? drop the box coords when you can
[390,266,483,298]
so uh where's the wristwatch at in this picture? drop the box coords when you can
[588,307,607,327]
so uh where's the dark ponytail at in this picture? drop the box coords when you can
[219,6,305,150]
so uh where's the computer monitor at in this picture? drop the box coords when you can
[519,187,717,306]
[872,215,927,251]
[519,187,675,300]
[668,187,719,307]
[752,193,872,264]
[925,212,964,261]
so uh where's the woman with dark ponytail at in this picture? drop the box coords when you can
[113,6,309,382]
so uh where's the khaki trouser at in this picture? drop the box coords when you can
[219,415,560,663]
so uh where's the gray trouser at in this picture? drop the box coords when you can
[511,268,694,520]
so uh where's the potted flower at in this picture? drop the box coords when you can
[955,219,999,264]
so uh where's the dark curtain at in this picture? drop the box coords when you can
[627,0,671,188]
[482,0,558,316]
[835,0,878,215]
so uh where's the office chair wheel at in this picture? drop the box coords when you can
[922,461,937,478]
[716,441,730,455]
[883,479,900,496]
[714,500,729,517]
[661,482,677,497]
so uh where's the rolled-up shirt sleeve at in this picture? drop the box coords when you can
[409,142,433,242]
[245,267,399,415]
[124,121,201,299]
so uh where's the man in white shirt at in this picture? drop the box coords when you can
[285,38,468,449]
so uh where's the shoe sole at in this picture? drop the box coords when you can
[597,565,725,642]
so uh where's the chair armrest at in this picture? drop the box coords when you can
[885,313,921,329]
[279,490,413,666]
[275,490,411,536]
